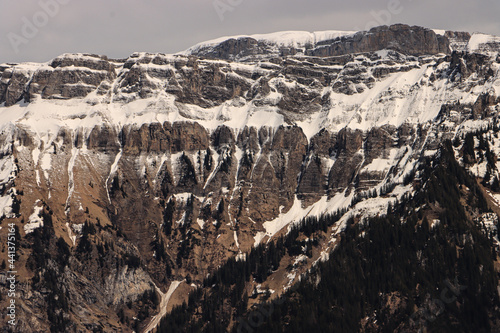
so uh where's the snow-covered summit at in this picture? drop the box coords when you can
[180,25,462,61]
[180,30,356,55]
[468,33,500,54]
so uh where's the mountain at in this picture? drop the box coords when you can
[0,24,500,332]
[181,24,451,60]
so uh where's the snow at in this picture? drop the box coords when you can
[470,160,488,178]
[424,149,438,157]
[52,53,106,62]
[40,153,51,171]
[432,29,446,36]
[176,212,186,225]
[234,231,240,249]
[72,223,84,234]
[35,170,41,186]
[0,156,15,184]
[0,155,16,219]
[196,218,205,230]
[254,181,413,247]
[431,219,441,229]
[32,147,41,167]
[65,148,79,215]
[293,254,308,267]
[254,191,355,246]
[253,231,266,247]
[66,222,77,246]
[0,195,13,219]
[236,252,246,261]
[170,192,198,203]
[284,271,297,291]
[254,284,274,295]
[364,158,392,172]
[203,150,220,190]
[474,212,499,245]
[362,149,398,173]
[106,149,122,204]
[313,248,331,266]
[293,60,465,138]
[345,195,396,223]
[487,192,500,213]
[25,201,44,234]
[468,33,500,53]
[40,153,51,180]
[457,119,492,137]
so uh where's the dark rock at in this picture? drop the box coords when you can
[308,25,450,57]
[87,125,120,152]
[328,128,364,193]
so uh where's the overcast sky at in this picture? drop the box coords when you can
[2,0,499,63]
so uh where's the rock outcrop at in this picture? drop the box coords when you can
[186,24,453,62]
[308,25,450,57]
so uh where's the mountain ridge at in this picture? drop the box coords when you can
[180,24,475,61]
[0,24,500,332]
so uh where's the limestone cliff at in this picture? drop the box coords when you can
[0,24,500,332]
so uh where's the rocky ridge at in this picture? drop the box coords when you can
[184,24,453,61]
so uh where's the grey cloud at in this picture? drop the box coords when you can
[1,0,499,63]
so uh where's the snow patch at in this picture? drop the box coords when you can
[40,153,51,180]
[0,156,16,185]
[25,201,44,234]
[234,230,240,249]
[65,148,79,215]
[0,195,13,219]
[35,170,41,186]
[66,222,77,246]
[182,30,355,56]
[106,149,123,204]
[468,33,500,53]
[254,191,355,246]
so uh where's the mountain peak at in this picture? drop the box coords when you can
[179,24,500,62]
[181,24,452,61]
[180,29,356,55]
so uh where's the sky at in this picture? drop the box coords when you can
[1,0,499,63]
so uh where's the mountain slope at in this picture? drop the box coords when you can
[0,24,499,332]
[159,141,500,332]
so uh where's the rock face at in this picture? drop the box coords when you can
[0,24,499,332]
[186,24,452,61]
[0,54,117,106]
[308,25,450,57]
[445,30,471,51]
